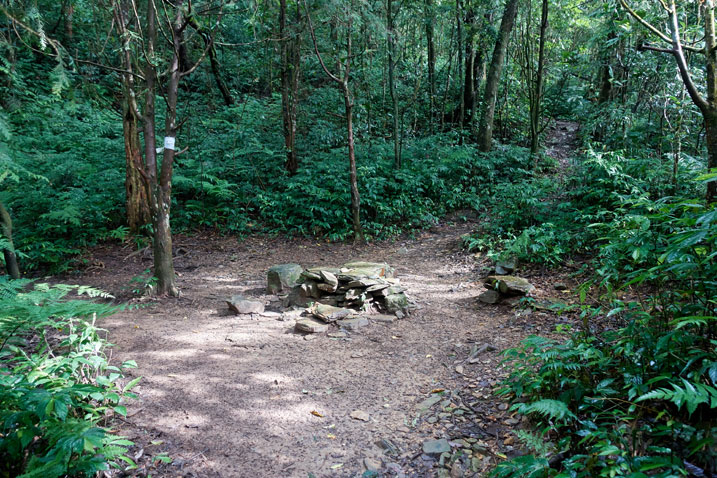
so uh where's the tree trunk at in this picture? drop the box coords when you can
[64,1,73,42]
[456,0,464,135]
[463,2,476,125]
[305,0,364,242]
[530,0,548,155]
[477,0,518,152]
[280,0,299,174]
[123,95,150,233]
[387,0,400,168]
[705,110,717,203]
[343,84,364,242]
[187,16,233,106]
[424,0,436,133]
[142,0,178,296]
[0,202,20,279]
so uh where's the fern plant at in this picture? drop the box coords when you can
[0,278,138,477]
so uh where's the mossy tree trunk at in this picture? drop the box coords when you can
[0,202,19,279]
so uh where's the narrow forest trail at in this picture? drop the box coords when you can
[76,122,581,478]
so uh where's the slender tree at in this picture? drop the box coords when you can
[619,0,717,202]
[305,0,364,242]
[477,0,519,152]
[114,0,216,295]
[424,0,436,132]
[387,0,401,168]
[280,0,302,175]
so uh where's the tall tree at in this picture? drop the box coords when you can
[305,0,364,242]
[280,0,302,175]
[424,0,436,132]
[463,0,477,126]
[114,0,215,295]
[387,0,401,168]
[619,0,717,202]
[477,0,519,152]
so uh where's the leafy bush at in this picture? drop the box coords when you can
[0,278,138,477]
[463,147,705,266]
[491,198,717,478]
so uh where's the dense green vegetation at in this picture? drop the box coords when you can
[1,0,716,476]
[0,279,139,477]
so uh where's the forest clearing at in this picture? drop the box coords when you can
[2,0,717,477]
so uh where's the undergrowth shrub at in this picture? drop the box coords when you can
[463,147,704,266]
[0,278,138,477]
[491,197,717,477]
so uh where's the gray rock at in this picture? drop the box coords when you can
[348,278,380,288]
[311,303,356,322]
[339,261,395,281]
[376,438,400,456]
[484,275,535,296]
[450,462,465,478]
[554,282,568,291]
[417,395,442,413]
[338,317,370,332]
[364,458,382,472]
[422,439,451,456]
[294,318,329,334]
[227,295,265,315]
[267,264,303,294]
[478,290,501,304]
[495,257,517,275]
[372,314,397,324]
[365,282,391,293]
[384,293,409,313]
[317,282,338,293]
[300,270,322,281]
[283,287,313,308]
[280,309,304,321]
[320,270,339,287]
[300,281,321,299]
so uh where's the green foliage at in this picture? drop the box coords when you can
[464,145,705,265]
[0,278,137,477]
[492,198,717,478]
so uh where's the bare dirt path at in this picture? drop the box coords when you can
[76,217,571,478]
[73,123,581,478]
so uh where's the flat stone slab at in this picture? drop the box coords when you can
[337,317,369,332]
[484,275,535,296]
[295,317,329,334]
[310,303,356,322]
[227,295,265,315]
[422,438,451,455]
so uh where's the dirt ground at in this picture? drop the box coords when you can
[68,122,580,478]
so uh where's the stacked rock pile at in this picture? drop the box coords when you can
[266,261,413,334]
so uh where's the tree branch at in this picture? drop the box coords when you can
[618,0,702,53]
[303,0,342,85]
[668,1,709,111]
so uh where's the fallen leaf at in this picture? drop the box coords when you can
[330,464,343,470]
[327,434,336,439]
[431,388,445,394]
[426,354,432,358]
[310,410,324,418]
